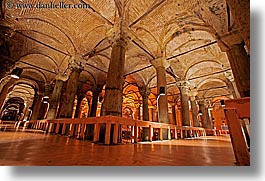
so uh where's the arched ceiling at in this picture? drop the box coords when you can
[5,83,35,109]
[1,0,243,101]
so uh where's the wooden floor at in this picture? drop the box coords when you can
[0,130,236,166]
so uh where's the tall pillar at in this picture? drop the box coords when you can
[224,70,240,99]
[179,81,190,127]
[84,97,91,118]
[90,86,103,117]
[139,86,151,141]
[190,98,200,127]
[226,0,249,50]
[46,74,68,120]
[134,103,141,120]
[37,84,52,119]
[171,103,177,125]
[101,34,128,117]
[152,108,157,122]
[218,33,250,98]
[31,93,43,120]
[139,86,150,121]
[188,90,200,127]
[198,100,211,129]
[226,44,250,97]
[74,95,85,118]
[151,57,169,124]
[151,57,169,140]
[60,57,84,118]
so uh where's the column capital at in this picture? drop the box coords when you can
[55,73,69,82]
[76,93,86,100]
[150,57,170,69]
[188,89,198,101]
[216,31,244,52]
[139,86,151,98]
[106,28,130,48]
[198,99,206,106]
[177,80,190,95]
[44,84,53,94]
[224,70,235,82]
[198,99,212,108]
[169,102,176,107]
[68,54,85,72]
[91,85,104,94]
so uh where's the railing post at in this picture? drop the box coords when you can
[148,125,152,142]
[93,123,100,142]
[62,123,66,135]
[69,124,75,137]
[113,124,119,144]
[175,127,178,139]
[105,122,111,145]
[80,123,86,139]
[44,122,49,132]
[159,127,163,141]
[168,126,171,140]
[48,123,54,133]
[224,108,250,166]
[180,128,183,139]
[133,123,138,143]
[55,122,60,134]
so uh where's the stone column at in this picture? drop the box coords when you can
[101,34,128,117]
[40,84,53,119]
[31,93,43,120]
[134,103,141,120]
[139,86,151,121]
[74,95,85,118]
[151,57,170,140]
[139,86,151,141]
[188,90,200,127]
[152,108,157,122]
[226,0,249,50]
[226,44,250,97]
[171,103,177,125]
[151,57,169,124]
[224,70,240,99]
[84,97,91,118]
[198,100,211,129]
[90,86,103,117]
[46,74,68,120]
[190,98,200,127]
[218,34,250,98]
[60,57,84,118]
[179,81,190,127]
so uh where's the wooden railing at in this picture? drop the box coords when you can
[25,116,207,145]
[224,97,250,166]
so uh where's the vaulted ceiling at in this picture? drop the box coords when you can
[1,0,245,107]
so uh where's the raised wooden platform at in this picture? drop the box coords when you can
[25,116,208,145]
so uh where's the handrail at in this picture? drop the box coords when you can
[26,115,208,145]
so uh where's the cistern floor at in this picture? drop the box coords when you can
[0,131,236,166]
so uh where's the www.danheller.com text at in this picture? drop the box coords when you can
[6,0,91,9]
